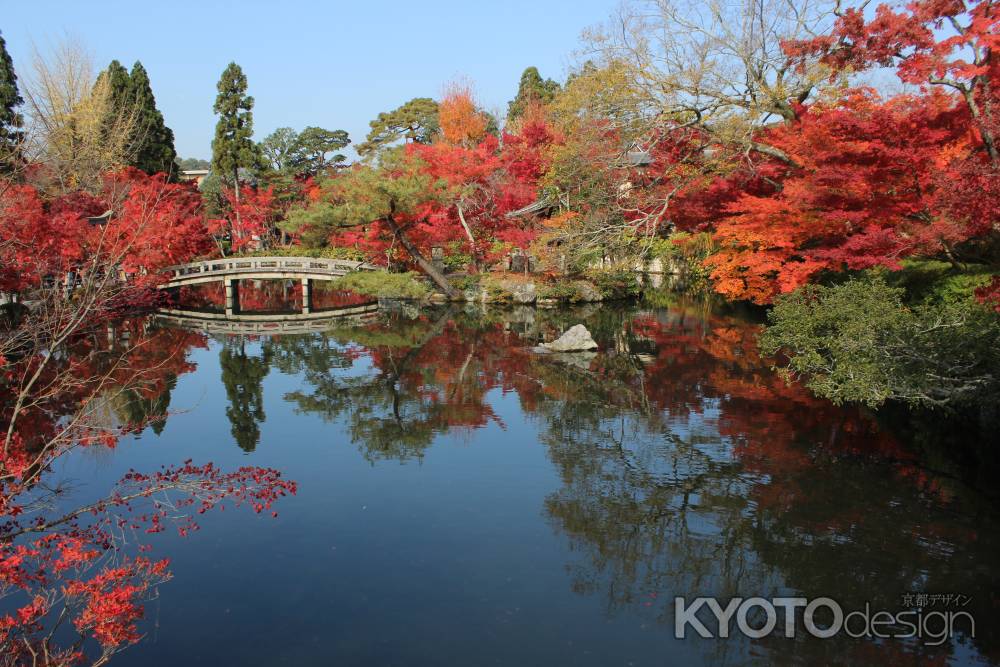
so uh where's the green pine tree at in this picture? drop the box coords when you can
[95,60,177,177]
[129,62,177,177]
[0,30,25,172]
[212,62,259,187]
[507,66,560,121]
[356,97,439,156]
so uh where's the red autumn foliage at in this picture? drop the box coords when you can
[209,184,282,252]
[100,170,214,285]
[976,275,1000,311]
[1,168,295,663]
[677,0,1000,303]
[0,169,212,293]
[704,89,980,303]
[784,0,1000,110]
[327,116,558,269]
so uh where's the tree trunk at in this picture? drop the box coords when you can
[385,216,457,298]
[747,140,801,168]
[456,202,480,271]
[233,167,242,246]
[963,87,1000,166]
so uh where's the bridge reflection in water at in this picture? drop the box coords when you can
[154,304,379,335]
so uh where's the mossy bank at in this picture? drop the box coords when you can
[318,269,646,306]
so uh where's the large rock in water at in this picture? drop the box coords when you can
[540,324,598,352]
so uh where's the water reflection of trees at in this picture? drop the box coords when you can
[267,299,998,664]
[535,302,998,665]
[265,308,512,461]
[1,315,297,663]
[6,319,207,456]
[220,338,271,452]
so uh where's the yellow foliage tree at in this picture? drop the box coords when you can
[22,39,140,194]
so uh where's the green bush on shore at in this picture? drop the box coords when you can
[760,276,1000,410]
[881,259,995,306]
[586,269,641,300]
[325,271,430,300]
[537,281,581,301]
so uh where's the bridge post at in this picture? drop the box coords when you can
[225,279,239,316]
[301,278,311,314]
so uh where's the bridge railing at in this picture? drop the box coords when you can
[163,256,380,281]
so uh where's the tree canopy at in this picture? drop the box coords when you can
[260,125,350,177]
[97,60,132,126]
[176,156,211,170]
[760,278,1000,409]
[356,97,439,156]
[128,62,177,176]
[0,30,24,171]
[507,66,560,120]
[96,60,177,177]
[290,126,350,175]
[260,126,298,173]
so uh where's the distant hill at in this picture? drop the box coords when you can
[175,157,211,171]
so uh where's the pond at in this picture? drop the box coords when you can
[38,291,1000,665]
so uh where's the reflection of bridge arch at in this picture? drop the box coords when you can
[154,303,379,335]
[158,256,382,316]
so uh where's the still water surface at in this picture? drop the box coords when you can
[50,292,1000,665]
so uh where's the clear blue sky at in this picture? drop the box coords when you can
[2,0,615,159]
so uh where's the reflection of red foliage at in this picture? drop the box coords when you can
[175,282,226,309]
[1,319,295,663]
[174,281,373,312]
[311,286,374,310]
[349,306,927,507]
[329,305,956,551]
[363,319,516,431]
[236,280,303,312]
[627,307,956,518]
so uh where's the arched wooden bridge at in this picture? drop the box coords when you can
[158,256,381,316]
[159,256,380,288]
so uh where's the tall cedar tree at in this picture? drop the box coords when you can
[97,60,132,160]
[98,60,177,177]
[212,62,258,232]
[100,60,132,114]
[129,62,177,177]
[0,30,24,172]
[507,67,560,121]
